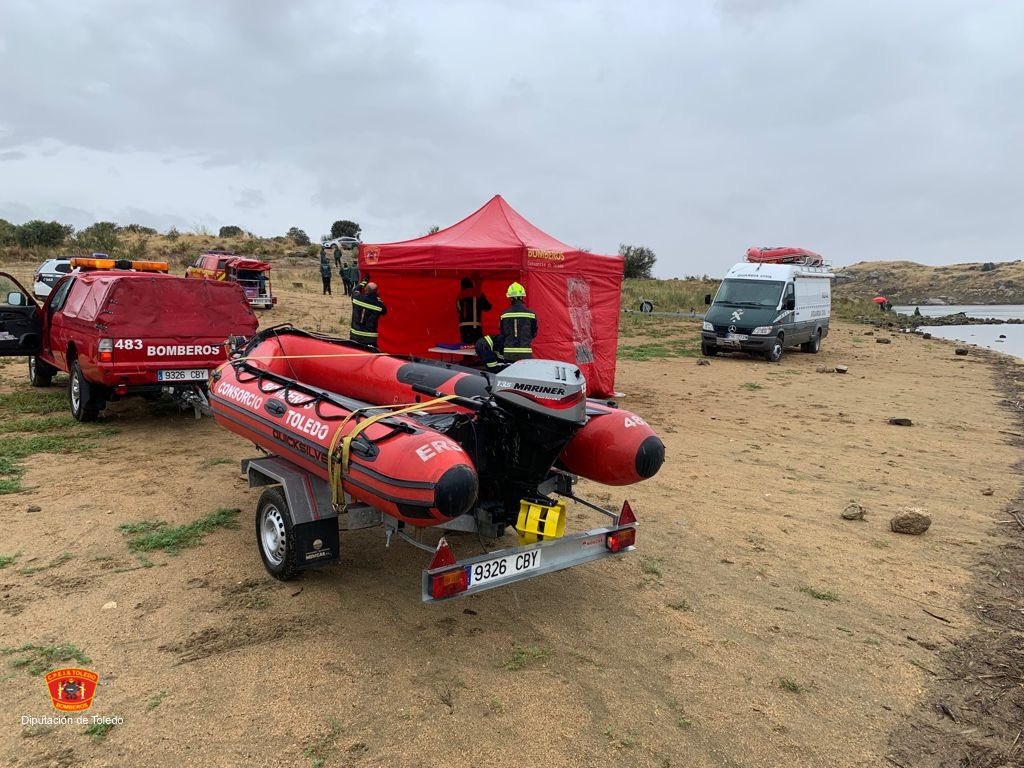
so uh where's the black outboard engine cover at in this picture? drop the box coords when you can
[475,360,588,523]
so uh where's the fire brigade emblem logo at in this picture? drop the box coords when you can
[730,309,744,323]
[45,668,99,712]
[364,246,380,265]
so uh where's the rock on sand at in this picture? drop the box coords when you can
[890,509,932,535]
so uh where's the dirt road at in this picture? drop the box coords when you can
[1,262,1021,767]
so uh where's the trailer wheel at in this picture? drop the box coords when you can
[801,329,822,353]
[765,336,784,363]
[256,487,299,581]
[69,360,102,422]
[28,356,53,387]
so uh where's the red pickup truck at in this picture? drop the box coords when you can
[185,250,276,308]
[0,259,258,421]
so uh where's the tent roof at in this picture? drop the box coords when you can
[381,195,577,252]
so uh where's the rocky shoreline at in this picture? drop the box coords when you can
[868,311,1024,328]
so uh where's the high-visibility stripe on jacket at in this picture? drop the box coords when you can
[456,289,492,329]
[499,302,537,360]
[350,290,386,339]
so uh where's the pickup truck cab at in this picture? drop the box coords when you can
[0,258,259,421]
[185,250,276,308]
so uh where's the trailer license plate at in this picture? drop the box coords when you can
[468,549,542,588]
[157,369,209,382]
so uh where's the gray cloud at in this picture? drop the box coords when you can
[1,0,1022,275]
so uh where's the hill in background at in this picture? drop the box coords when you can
[833,260,1024,305]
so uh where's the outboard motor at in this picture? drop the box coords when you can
[472,360,588,524]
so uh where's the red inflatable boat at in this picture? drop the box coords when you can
[746,246,823,266]
[210,326,664,529]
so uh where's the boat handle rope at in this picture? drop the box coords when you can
[231,350,421,418]
[327,394,460,510]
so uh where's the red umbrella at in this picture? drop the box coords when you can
[872,296,888,304]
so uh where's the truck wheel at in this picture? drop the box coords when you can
[765,336,784,363]
[701,342,718,357]
[69,360,102,422]
[801,329,822,353]
[256,488,299,581]
[28,356,53,387]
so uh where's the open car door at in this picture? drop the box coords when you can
[0,272,43,356]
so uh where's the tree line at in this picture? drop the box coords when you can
[2,215,658,279]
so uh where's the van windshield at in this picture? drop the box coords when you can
[714,279,784,308]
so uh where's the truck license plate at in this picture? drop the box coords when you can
[468,549,542,587]
[157,369,209,382]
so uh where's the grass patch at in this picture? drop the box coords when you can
[118,508,240,554]
[667,598,691,612]
[603,727,638,748]
[19,551,72,575]
[799,585,840,602]
[741,382,763,391]
[199,457,235,469]
[870,538,890,549]
[146,690,168,710]
[244,594,270,610]
[303,717,343,767]
[778,677,804,693]
[667,697,692,728]
[2,643,90,676]
[0,433,101,495]
[0,389,67,415]
[0,551,20,569]
[501,645,550,671]
[2,415,74,432]
[83,721,116,742]
[640,557,664,578]
[619,336,701,361]
[620,277,719,313]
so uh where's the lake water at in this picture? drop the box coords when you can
[892,304,1024,320]
[889,305,1024,359]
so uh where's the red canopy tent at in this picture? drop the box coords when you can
[358,195,623,397]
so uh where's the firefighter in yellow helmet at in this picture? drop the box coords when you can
[474,281,537,369]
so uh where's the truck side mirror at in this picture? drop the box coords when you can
[704,294,711,305]
[6,291,25,306]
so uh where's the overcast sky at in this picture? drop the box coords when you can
[1,0,1021,276]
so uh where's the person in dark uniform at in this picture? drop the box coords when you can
[474,282,537,369]
[319,256,332,295]
[350,281,386,347]
[340,262,356,296]
[456,277,491,345]
[333,245,342,269]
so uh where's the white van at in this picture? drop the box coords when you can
[701,254,833,362]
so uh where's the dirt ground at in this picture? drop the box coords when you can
[1,261,1022,768]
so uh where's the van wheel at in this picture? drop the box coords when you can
[69,360,103,422]
[765,337,784,363]
[801,329,822,353]
[28,356,54,387]
[256,488,299,581]
[701,343,718,357]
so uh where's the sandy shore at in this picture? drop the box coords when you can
[0,263,1021,767]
